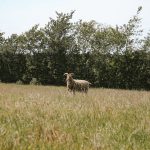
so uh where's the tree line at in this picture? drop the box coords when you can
[0,7,150,90]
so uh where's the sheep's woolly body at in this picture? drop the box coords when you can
[64,73,91,94]
[74,80,90,92]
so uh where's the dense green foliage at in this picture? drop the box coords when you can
[0,8,150,89]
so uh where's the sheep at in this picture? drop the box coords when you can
[64,73,91,94]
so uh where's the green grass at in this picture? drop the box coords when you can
[0,83,150,150]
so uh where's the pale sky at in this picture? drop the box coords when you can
[0,0,150,37]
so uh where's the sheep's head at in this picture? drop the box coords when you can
[64,73,74,82]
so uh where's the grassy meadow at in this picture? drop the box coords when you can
[0,83,150,150]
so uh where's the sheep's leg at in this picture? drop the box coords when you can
[84,90,88,94]
[67,89,72,96]
[73,89,75,95]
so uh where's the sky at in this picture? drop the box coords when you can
[0,0,150,37]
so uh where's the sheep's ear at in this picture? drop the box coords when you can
[64,73,68,76]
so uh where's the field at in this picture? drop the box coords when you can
[0,83,150,150]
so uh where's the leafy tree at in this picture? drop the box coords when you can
[0,9,149,90]
[43,11,75,84]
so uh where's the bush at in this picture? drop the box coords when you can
[30,78,41,85]
[16,80,24,85]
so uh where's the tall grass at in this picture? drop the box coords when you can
[0,83,150,150]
